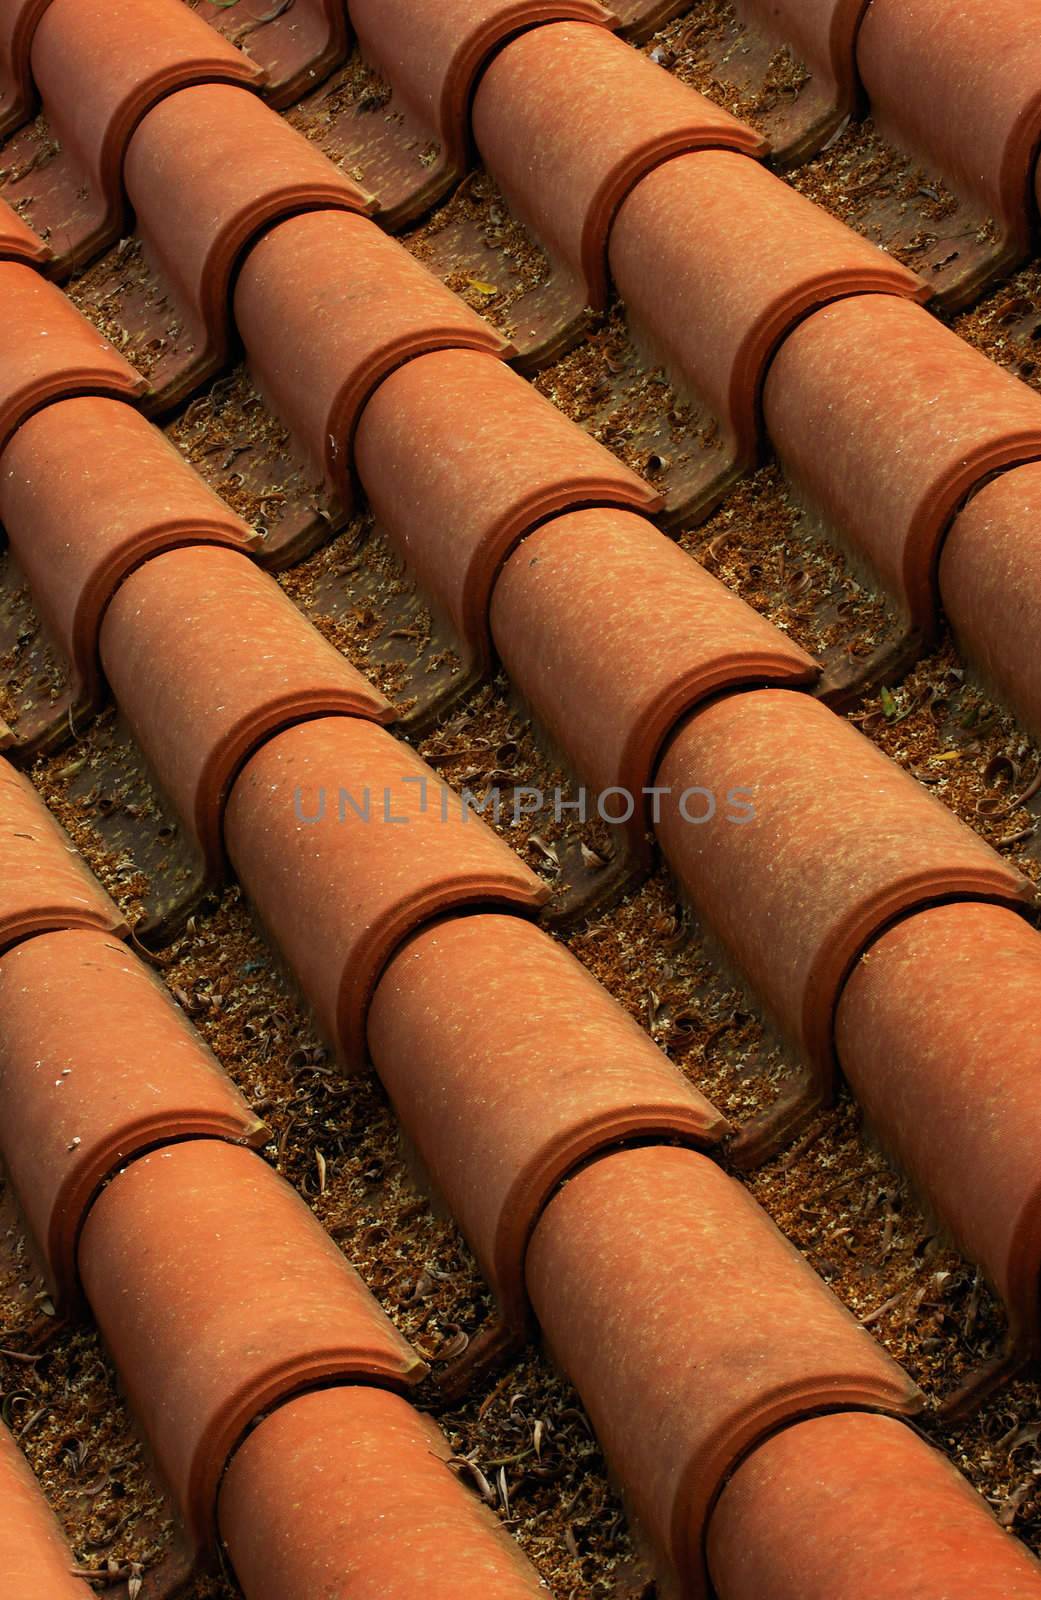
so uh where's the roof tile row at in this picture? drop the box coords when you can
[368,909,726,1338]
[0,261,145,451]
[0,756,123,947]
[526,1144,921,1599]
[0,395,255,754]
[655,688,1034,1143]
[0,802,555,1594]
[608,148,927,521]
[99,542,391,881]
[121,80,371,413]
[470,20,765,363]
[341,0,614,229]
[0,0,263,275]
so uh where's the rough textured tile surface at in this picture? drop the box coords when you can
[220,1387,552,1599]
[369,911,726,1327]
[0,927,265,1308]
[78,1139,425,1553]
[526,1146,920,1599]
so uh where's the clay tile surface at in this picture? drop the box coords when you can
[0,756,125,949]
[0,263,147,454]
[471,22,766,359]
[220,1387,551,1600]
[857,0,1041,302]
[0,0,263,276]
[0,0,53,138]
[99,545,392,880]
[0,397,255,721]
[606,151,927,517]
[763,295,1041,637]
[368,912,726,1329]
[654,689,1032,1088]
[526,1146,920,1599]
[836,902,1041,1356]
[354,349,661,673]
[232,209,511,519]
[0,194,49,265]
[0,1420,93,1596]
[122,83,372,412]
[940,463,1041,742]
[191,0,349,110]
[347,0,613,226]
[708,1411,1041,1600]
[224,716,548,1068]
[490,508,818,852]
[78,1139,424,1553]
[0,928,265,1310]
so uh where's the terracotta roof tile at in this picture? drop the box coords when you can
[763,294,1041,642]
[0,263,146,453]
[940,461,1041,743]
[471,20,766,361]
[490,507,818,856]
[0,927,265,1311]
[78,1138,426,1554]
[655,689,1033,1107]
[118,81,372,413]
[709,1411,1041,1599]
[607,150,928,522]
[0,756,125,949]
[0,0,264,276]
[98,543,392,882]
[219,1387,551,1599]
[369,911,727,1335]
[0,191,49,264]
[232,208,512,527]
[0,396,255,753]
[526,1145,921,1598]
[345,0,615,227]
[354,347,661,703]
[0,0,54,138]
[224,716,549,1067]
[857,0,1041,308]
[837,902,1041,1367]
